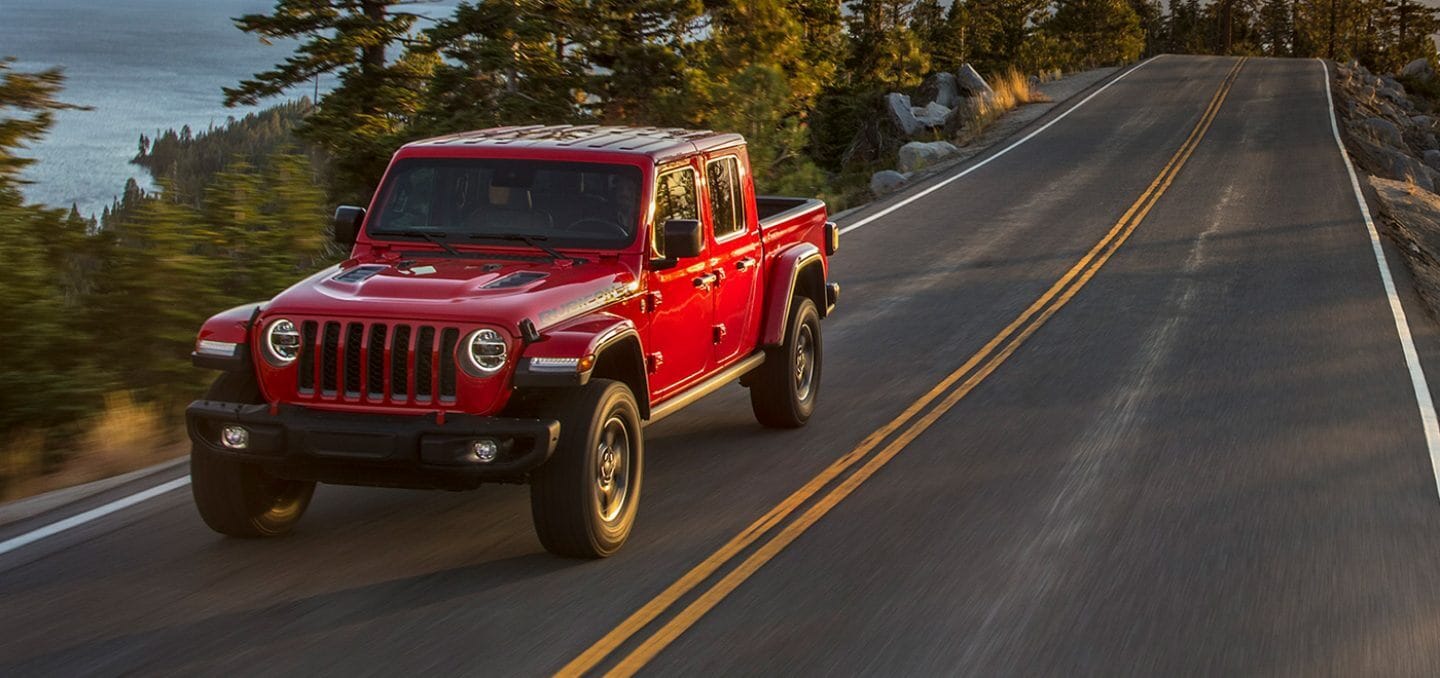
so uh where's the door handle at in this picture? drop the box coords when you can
[693,272,719,289]
[735,257,757,271]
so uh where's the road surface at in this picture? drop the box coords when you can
[5,55,1440,676]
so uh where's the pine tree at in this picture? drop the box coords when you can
[583,0,704,124]
[416,0,587,134]
[965,0,1051,75]
[224,1,438,201]
[845,0,930,90]
[0,62,99,442]
[1044,0,1146,67]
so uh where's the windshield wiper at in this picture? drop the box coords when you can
[468,233,584,264]
[369,229,460,257]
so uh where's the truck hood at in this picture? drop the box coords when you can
[264,252,642,332]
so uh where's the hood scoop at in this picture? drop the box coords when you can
[482,271,548,289]
[332,265,386,283]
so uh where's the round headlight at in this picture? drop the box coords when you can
[264,318,301,365]
[463,328,508,375]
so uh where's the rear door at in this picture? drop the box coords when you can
[644,162,713,400]
[704,152,763,367]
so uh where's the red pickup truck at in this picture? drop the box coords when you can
[186,125,839,557]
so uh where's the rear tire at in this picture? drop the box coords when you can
[750,296,822,428]
[191,372,315,538]
[529,379,643,558]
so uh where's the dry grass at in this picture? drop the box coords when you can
[956,68,1053,143]
[1,392,181,501]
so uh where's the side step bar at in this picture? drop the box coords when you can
[646,352,766,425]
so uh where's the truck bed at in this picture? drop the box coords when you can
[757,196,825,230]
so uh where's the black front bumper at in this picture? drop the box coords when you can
[186,400,560,490]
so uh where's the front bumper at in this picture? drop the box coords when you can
[186,400,560,490]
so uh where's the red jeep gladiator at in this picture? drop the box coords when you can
[186,125,839,557]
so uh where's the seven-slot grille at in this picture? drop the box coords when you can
[296,320,462,405]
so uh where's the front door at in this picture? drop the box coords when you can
[705,153,762,367]
[644,162,713,400]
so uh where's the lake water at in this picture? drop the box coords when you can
[0,0,455,217]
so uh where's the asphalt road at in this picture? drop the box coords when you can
[5,55,1440,676]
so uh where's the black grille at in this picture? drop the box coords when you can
[294,320,459,405]
[321,322,340,394]
[344,323,364,396]
[415,327,435,403]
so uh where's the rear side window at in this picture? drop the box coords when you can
[707,156,745,239]
[653,167,698,256]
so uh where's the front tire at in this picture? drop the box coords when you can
[529,379,643,558]
[750,295,822,428]
[191,372,315,538]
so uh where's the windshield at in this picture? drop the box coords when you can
[369,158,644,249]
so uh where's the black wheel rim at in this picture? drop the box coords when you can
[794,323,815,402]
[593,414,631,523]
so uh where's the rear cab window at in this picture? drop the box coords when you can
[706,156,746,240]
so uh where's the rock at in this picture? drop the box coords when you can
[1348,135,1431,190]
[916,72,960,108]
[910,101,953,128]
[1402,58,1435,80]
[897,140,959,173]
[1426,150,1440,172]
[955,64,995,100]
[870,169,910,195]
[1353,116,1406,148]
[1411,115,1435,130]
[885,93,925,137]
[1368,176,1440,310]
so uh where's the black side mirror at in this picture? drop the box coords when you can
[333,206,365,246]
[662,219,704,259]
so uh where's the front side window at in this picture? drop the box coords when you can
[652,166,698,256]
[707,156,745,239]
[369,158,644,249]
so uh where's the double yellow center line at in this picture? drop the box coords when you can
[560,57,1247,678]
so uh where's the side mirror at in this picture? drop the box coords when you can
[662,219,704,259]
[333,206,365,246]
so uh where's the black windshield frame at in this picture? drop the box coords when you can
[367,157,645,251]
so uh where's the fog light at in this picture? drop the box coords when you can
[471,439,499,463]
[220,425,249,450]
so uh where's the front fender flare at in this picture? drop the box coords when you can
[192,302,265,371]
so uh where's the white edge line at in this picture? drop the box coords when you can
[1320,58,1440,500]
[0,476,191,558]
[839,56,1161,235]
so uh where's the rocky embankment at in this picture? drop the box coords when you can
[866,65,1021,196]
[1335,59,1440,313]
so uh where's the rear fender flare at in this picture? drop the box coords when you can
[760,243,826,348]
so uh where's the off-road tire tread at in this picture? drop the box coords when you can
[191,371,315,538]
[529,379,642,558]
[750,295,822,428]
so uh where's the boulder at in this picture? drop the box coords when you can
[1348,136,1432,190]
[955,64,995,100]
[916,72,961,108]
[1411,115,1435,130]
[1402,58,1435,80]
[1368,177,1440,311]
[1423,149,1440,172]
[870,169,910,195]
[897,140,959,173]
[911,101,953,128]
[1353,116,1405,148]
[885,93,925,137]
